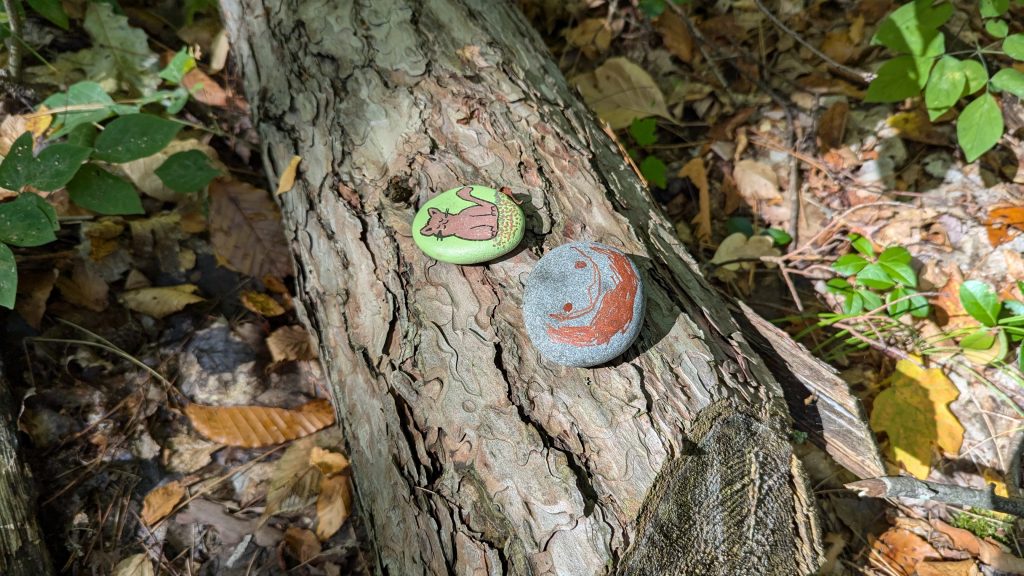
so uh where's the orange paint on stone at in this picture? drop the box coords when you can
[545,246,639,348]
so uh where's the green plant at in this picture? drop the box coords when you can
[0,49,222,310]
[865,0,1024,161]
[628,117,667,188]
[950,279,1024,367]
[826,234,929,318]
[637,0,690,18]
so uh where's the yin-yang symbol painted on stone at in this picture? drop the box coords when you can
[523,242,645,367]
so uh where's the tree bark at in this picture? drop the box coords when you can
[220,1,850,574]
[0,360,53,576]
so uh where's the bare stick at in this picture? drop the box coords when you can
[3,0,22,80]
[848,476,1024,517]
[752,0,872,84]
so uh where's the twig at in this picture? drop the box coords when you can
[848,475,1024,517]
[751,0,872,84]
[3,0,22,80]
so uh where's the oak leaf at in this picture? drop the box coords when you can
[267,325,318,363]
[141,480,186,526]
[121,284,204,318]
[186,398,335,448]
[209,179,293,279]
[316,475,353,540]
[572,57,671,129]
[870,358,964,479]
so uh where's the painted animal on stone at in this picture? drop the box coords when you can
[419,186,498,241]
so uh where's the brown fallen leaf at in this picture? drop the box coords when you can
[931,519,1024,573]
[316,474,353,540]
[15,268,57,329]
[872,527,941,575]
[986,205,1024,247]
[240,291,286,317]
[888,109,950,145]
[284,526,321,563]
[112,553,154,576]
[309,446,349,476]
[916,559,979,576]
[209,179,293,279]
[733,159,782,204]
[186,398,335,448]
[821,28,858,65]
[182,67,230,108]
[275,155,302,195]
[679,158,710,243]
[572,57,672,130]
[121,285,205,319]
[655,10,693,64]
[817,101,849,152]
[55,259,109,312]
[265,437,320,518]
[564,18,612,60]
[141,480,186,526]
[267,325,318,363]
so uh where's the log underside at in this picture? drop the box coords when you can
[221,0,880,574]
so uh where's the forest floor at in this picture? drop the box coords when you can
[2,0,1024,575]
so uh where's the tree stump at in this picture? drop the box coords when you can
[219,1,874,573]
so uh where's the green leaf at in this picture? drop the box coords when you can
[858,289,884,312]
[843,291,861,314]
[762,228,792,246]
[961,327,997,350]
[887,287,910,316]
[159,49,197,85]
[30,144,92,191]
[959,279,1002,326]
[833,254,869,276]
[81,3,160,96]
[962,60,989,94]
[0,133,35,191]
[958,93,1003,162]
[640,155,668,188]
[21,191,59,232]
[93,114,182,163]
[1002,299,1024,322]
[0,193,58,247]
[865,56,927,102]
[26,0,69,29]
[879,246,912,265]
[924,57,965,120]
[66,164,144,215]
[638,0,666,17]
[855,263,895,290]
[981,0,1010,17]
[991,68,1024,99]
[0,243,14,309]
[880,261,917,287]
[41,82,116,139]
[155,150,221,193]
[1004,34,1024,60]
[909,291,931,318]
[872,0,951,55]
[629,117,658,147]
[66,123,98,148]
[826,277,853,294]
[726,216,754,237]
[849,233,875,258]
[986,19,1009,38]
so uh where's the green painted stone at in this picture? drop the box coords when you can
[412,185,525,264]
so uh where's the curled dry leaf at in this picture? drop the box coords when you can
[141,480,186,526]
[185,398,335,448]
[564,18,612,60]
[572,57,671,130]
[930,519,1024,573]
[56,259,109,312]
[309,446,349,476]
[183,67,231,108]
[209,179,293,279]
[275,155,302,195]
[267,325,318,363]
[240,290,286,317]
[121,284,204,319]
[733,159,781,204]
[112,553,154,576]
[315,474,353,540]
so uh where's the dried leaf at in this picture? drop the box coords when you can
[275,155,301,195]
[872,527,940,575]
[182,67,230,108]
[870,358,964,479]
[121,284,204,319]
[284,526,321,563]
[309,446,349,476]
[565,18,612,60]
[55,259,109,312]
[112,553,154,576]
[315,475,353,540]
[266,437,320,517]
[931,519,1024,573]
[162,433,219,473]
[733,159,782,204]
[240,291,286,317]
[267,325,318,363]
[679,158,710,243]
[655,11,693,63]
[887,109,949,145]
[15,268,57,329]
[209,179,293,279]
[821,28,858,65]
[710,232,781,282]
[141,481,186,526]
[916,560,980,576]
[572,57,671,129]
[186,398,335,448]
[817,101,849,152]
[933,267,975,330]
[986,205,1024,247]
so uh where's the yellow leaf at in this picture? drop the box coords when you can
[26,105,53,138]
[186,398,335,448]
[309,446,349,476]
[140,480,185,526]
[572,57,671,130]
[240,290,286,317]
[870,358,964,479]
[315,475,353,540]
[275,155,301,195]
[121,284,204,319]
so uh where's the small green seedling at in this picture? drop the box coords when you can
[956,279,1024,367]
[827,234,929,318]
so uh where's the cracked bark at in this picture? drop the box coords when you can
[220,1,874,574]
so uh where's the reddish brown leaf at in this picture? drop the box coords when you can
[141,480,186,526]
[872,527,941,575]
[655,10,693,64]
[185,399,335,448]
[284,526,321,563]
[986,205,1024,247]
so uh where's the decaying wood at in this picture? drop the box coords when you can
[848,476,1024,517]
[217,0,879,573]
[0,360,53,576]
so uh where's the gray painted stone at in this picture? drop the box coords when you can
[523,241,645,367]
